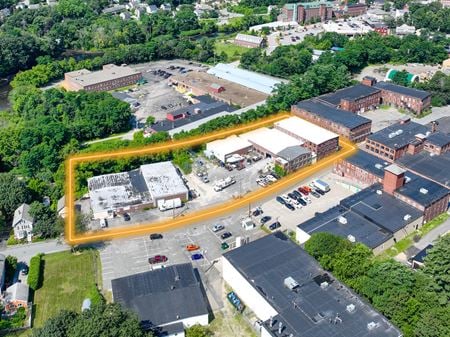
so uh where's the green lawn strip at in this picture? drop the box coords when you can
[32,249,99,328]
[215,41,249,61]
[377,213,449,260]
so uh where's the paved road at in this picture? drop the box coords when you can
[413,106,450,125]
[0,239,70,263]
[415,216,450,250]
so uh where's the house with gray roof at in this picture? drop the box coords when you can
[12,204,34,241]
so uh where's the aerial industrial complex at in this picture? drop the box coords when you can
[87,161,189,219]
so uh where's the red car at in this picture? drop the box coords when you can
[148,255,168,264]
[298,187,309,195]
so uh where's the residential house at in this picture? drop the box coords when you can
[12,204,34,241]
[4,283,29,313]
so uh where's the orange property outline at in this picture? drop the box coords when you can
[65,113,358,245]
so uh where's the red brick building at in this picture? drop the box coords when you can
[292,99,372,142]
[278,2,333,24]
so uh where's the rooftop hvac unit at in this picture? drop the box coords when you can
[404,214,411,221]
[338,216,347,224]
[405,176,412,183]
[420,188,428,194]
[320,281,329,289]
[346,304,356,313]
[284,276,300,291]
[395,129,403,135]
[388,132,396,139]
[374,163,383,169]
[347,234,356,243]
[367,322,379,330]
[376,190,382,195]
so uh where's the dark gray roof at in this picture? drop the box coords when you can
[153,322,184,337]
[318,84,380,106]
[345,151,390,179]
[277,146,311,161]
[425,132,450,147]
[396,172,449,207]
[367,120,429,149]
[224,233,402,337]
[397,151,450,188]
[295,99,371,130]
[373,81,430,100]
[111,263,209,328]
[299,205,393,249]
[341,184,422,233]
[152,100,235,132]
[430,116,450,135]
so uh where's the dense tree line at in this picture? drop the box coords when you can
[407,2,450,33]
[241,32,448,79]
[32,303,153,337]
[304,233,450,337]
[416,71,450,107]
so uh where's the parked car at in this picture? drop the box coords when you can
[123,213,131,221]
[314,188,325,196]
[310,190,321,198]
[252,207,263,216]
[186,244,200,251]
[221,231,232,239]
[191,253,204,261]
[202,176,209,183]
[150,233,163,240]
[269,222,281,231]
[276,196,286,205]
[148,255,167,264]
[288,192,297,200]
[285,203,295,211]
[212,224,224,232]
[260,216,272,224]
[20,267,29,276]
[221,242,229,250]
[100,218,108,228]
[298,187,309,195]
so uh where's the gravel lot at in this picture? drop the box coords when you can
[355,63,447,82]
[360,106,407,132]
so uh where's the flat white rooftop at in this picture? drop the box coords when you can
[275,116,339,144]
[140,162,188,200]
[240,127,303,155]
[207,63,285,94]
[206,135,252,163]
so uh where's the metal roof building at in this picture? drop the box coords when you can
[234,33,264,45]
[205,135,252,163]
[240,127,304,156]
[207,63,284,94]
[223,232,402,337]
[112,263,210,333]
[274,116,339,145]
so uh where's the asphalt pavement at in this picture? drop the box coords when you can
[0,239,70,264]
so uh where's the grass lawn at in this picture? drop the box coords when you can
[32,249,101,328]
[215,41,249,62]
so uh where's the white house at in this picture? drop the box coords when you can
[12,204,34,241]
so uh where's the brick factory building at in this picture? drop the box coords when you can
[318,83,382,113]
[334,152,450,223]
[278,1,333,24]
[234,33,264,48]
[274,116,339,160]
[63,64,142,92]
[365,119,450,162]
[292,99,372,142]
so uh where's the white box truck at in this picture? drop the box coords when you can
[158,198,182,211]
[314,179,330,192]
[214,177,236,192]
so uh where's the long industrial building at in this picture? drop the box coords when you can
[63,64,142,92]
[88,161,188,219]
[223,232,402,337]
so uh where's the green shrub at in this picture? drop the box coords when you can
[28,254,44,291]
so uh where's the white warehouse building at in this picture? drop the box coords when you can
[222,233,402,337]
[205,135,253,163]
[87,161,188,219]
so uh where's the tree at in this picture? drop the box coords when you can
[0,172,31,220]
[304,232,352,261]
[30,201,61,238]
[391,70,410,87]
[423,234,450,299]
[186,325,212,337]
[273,164,286,178]
[5,255,17,284]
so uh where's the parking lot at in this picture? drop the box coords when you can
[266,24,324,54]
[99,211,266,310]
[361,106,406,132]
[118,60,209,124]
